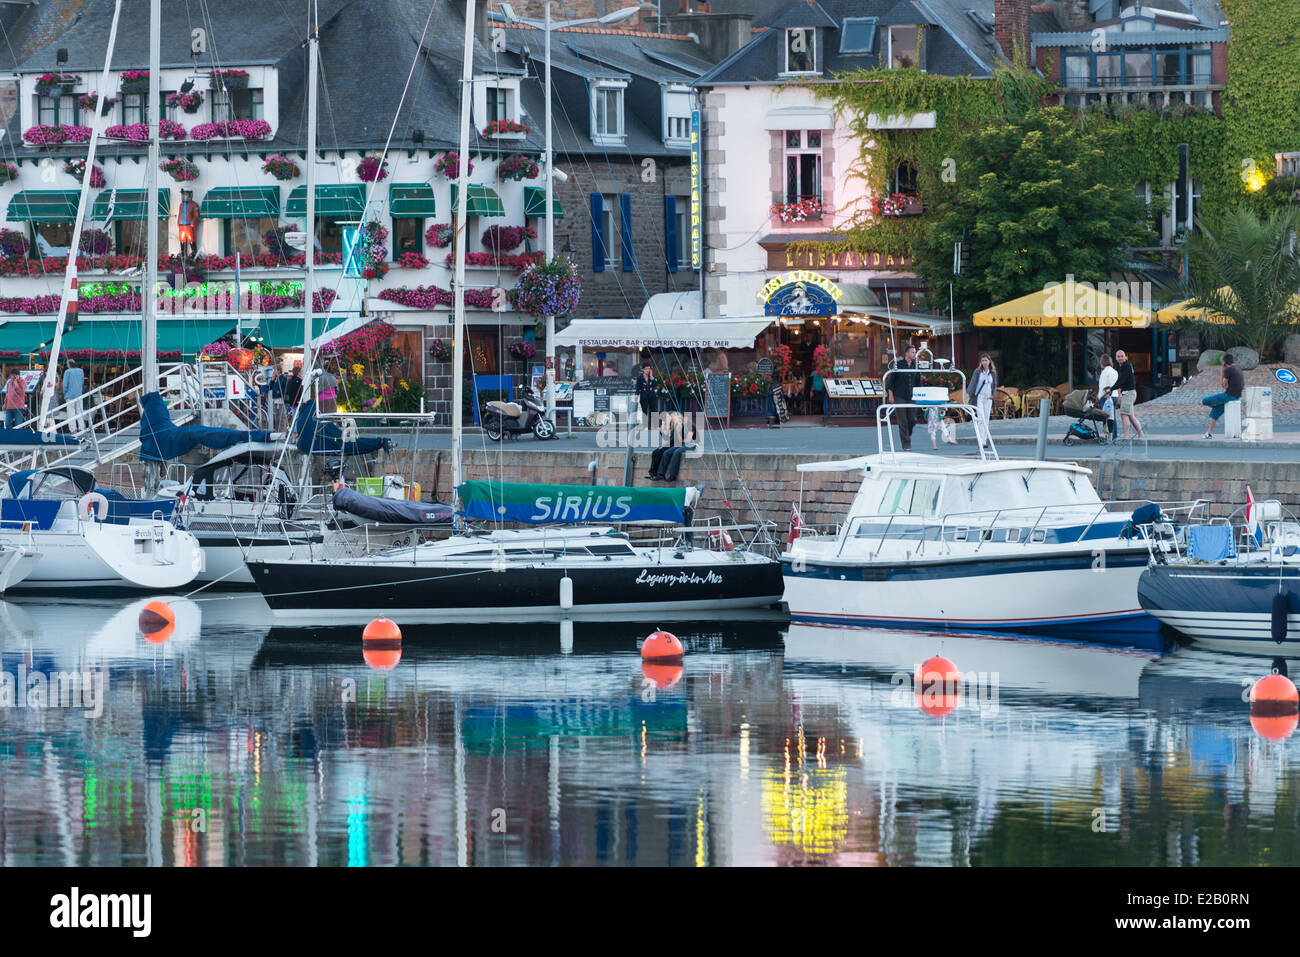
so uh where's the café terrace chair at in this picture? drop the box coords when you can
[1020,387,1053,417]
[993,388,1018,419]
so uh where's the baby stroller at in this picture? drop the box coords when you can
[1062,389,1111,445]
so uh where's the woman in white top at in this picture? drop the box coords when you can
[966,354,997,448]
[1096,354,1118,442]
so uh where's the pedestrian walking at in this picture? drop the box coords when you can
[888,345,921,451]
[1097,354,1118,442]
[1113,349,1145,439]
[4,370,25,430]
[62,358,85,432]
[966,353,997,448]
[1202,353,1244,438]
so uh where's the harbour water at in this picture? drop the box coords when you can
[0,594,1294,866]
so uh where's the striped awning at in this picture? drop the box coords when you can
[92,189,171,221]
[6,190,80,223]
[523,186,563,219]
[201,186,281,219]
[286,184,366,217]
[389,183,436,218]
[450,184,504,217]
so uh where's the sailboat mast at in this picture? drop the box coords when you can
[37,0,125,428]
[451,0,475,497]
[142,0,161,392]
[303,3,319,384]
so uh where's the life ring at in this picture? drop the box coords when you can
[78,491,109,522]
[708,529,734,552]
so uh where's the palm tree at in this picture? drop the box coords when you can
[1181,206,1300,356]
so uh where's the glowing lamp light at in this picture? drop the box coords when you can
[1243,167,1268,193]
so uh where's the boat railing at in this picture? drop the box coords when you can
[878,366,993,462]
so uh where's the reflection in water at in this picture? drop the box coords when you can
[0,597,1295,865]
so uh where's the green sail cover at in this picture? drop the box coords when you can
[458,481,686,525]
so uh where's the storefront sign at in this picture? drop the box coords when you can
[690,110,701,271]
[767,247,914,271]
[760,271,843,316]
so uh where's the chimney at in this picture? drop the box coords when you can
[994,0,1032,67]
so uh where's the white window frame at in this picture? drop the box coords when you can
[662,84,693,148]
[783,129,823,205]
[887,24,923,70]
[591,81,627,146]
[472,75,523,132]
[601,192,620,267]
[783,28,818,75]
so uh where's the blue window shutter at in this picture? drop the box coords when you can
[664,195,678,274]
[620,193,633,272]
[591,193,605,272]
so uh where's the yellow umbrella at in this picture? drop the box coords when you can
[973,281,1152,329]
[1156,287,1300,324]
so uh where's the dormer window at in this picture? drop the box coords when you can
[486,86,512,124]
[887,25,923,69]
[212,87,263,122]
[839,18,878,55]
[663,85,693,148]
[591,81,626,146]
[784,28,816,74]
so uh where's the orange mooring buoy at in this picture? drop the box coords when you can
[1250,672,1299,741]
[139,600,175,645]
[641,630,683,662]
[916,655,961,718]
[362,617,402,671]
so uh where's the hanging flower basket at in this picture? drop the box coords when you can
[119,69,149,93]
[482,119,530,137]
[425,223,453,248]
[506,339,536,362]
[78,229,112,257]
[263,225,294,259]
[210,68,250,91]
[262,154,300,181]
[433,151,472,179]
[63,159,106,188]
[496,154,539,181]
[35,73,79,97]
[357,154,388,183]
[166,90,204,113]
[481,224,535,253]
[0,163,18,185]
[512,256,581,318]
[428,339,452,363]
[78,92,118,116]
[160,158,199,182]
[0,229,28,260]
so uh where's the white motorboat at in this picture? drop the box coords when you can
[782,390,1169,645]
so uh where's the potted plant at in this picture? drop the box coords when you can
[165,90,204,114]
[78,92,117,116]
[262,154,300,181]
[210,68,250,90]
[506,339,536,365]
[512,256,582,318]
[263,225,294,259]
[356,154,388,183]
[35,73,79,97]
[425,223,453,248]
[482,119,530,137]
[428,339,452,362]
[119,69,149,93]
[874,191,923,217]
[481,224,535,254]
[0,163,17,184]
[0,229,28,260]
[496,154,539,181]
[433,151,472,179]
[771,197,823,223]
[63,159,106,188]
[78,229,112,257]
[160,158,199,182]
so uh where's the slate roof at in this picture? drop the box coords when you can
[701,0,999,83]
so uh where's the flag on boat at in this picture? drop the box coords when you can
[458,480,687,525]
[788,504,802,545]
[1246,484,1263,546]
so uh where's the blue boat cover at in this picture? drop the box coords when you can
[139,392,272,462]
[332,485,453,525]
[292,403,389,456]
[1188,525,1236,562]
[0,428,79,449]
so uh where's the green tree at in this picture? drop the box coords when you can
[1180,205,1300,356]
[915,107,1155,315]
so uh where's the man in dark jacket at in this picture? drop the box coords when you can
[887,344,920,451]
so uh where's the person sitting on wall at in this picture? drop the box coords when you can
[1202,352,1244,438]
[647,411,696,482]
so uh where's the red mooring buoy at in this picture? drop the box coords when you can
[362,617,403,671]
[1250,672,1299,741]
[916,655,961,718]
[641,630,684,663]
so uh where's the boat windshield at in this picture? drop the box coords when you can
[880,478,943,517]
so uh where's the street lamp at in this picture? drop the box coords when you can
[497,1,639,419]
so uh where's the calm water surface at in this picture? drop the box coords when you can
[0,594,1294,866]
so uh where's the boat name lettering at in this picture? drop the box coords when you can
[634,569,723,587]
[529,493,633,523]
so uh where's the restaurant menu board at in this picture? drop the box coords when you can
[552,381,574,403]
[572,377,637,423]
[704,372,730,420]
[757,357,775,378]
[825,378,885,398]
[770,383,790,423]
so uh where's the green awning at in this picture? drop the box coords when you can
[158,319,236,355]
[286,184,366,218]
[201,186,281,219]
[6,191,80,223]
[0,322,58,355]
[523,186,563,220]
[249,318,331,350]
[59,320,140,353]
[389,183,436,218]
[91,189,171,221]
[449,184,504,217]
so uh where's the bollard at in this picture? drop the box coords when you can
[1034,398,1050,461]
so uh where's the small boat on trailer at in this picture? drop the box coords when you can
[782,382,1175,646]
[247,481,786,623]
[1138,499,1300,652]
